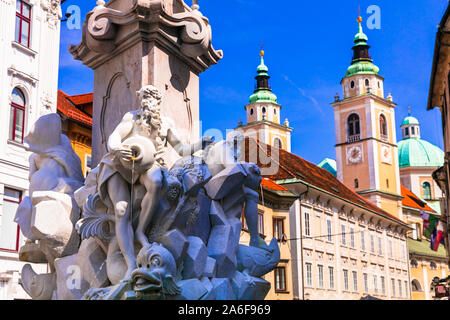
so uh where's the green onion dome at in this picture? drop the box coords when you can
[345,16,380,78]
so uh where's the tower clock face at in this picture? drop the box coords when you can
[347,145,363,164]
[381,145,392,164]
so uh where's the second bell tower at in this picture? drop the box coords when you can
[331,16,403,219]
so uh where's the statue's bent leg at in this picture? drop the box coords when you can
[243,186,270,250]
[107,173,136,278]
[136,168,164,247]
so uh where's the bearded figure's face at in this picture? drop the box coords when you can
[137,86,163,128]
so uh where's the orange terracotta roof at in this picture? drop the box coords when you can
[57,90,92,127]
[67,93,93,106]
[401,185,435,213]
[244,139,407,226]
[261,178,289,192]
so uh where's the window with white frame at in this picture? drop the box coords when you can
[0,188,22,251]
[378,234,383,255]
[363,273,368,293]
[352,271,358,292]
[404,280,408,298]
[398,279,402,297]
[318,265,324,288]
[391,278,396,297]
[381,276,386,295]
[373,275,378,294]
[401,242,406,261]
[326,218,332,242]
[350,225,355,248]
[343,269,349,291]
[388,238,393,258]
[341,224,346,246]
[328,266,334,289]
[257,210,264,235]
[370,231,375,253]
[305,263,312,287]
[304,211,311,237]
[360,227,366,251]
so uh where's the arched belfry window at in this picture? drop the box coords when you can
[365,79,370,87]
[348,114,360,141]
[422,182,432,200]
[380,114,388,138]
[274,137,283,149]
[10,88,26,144]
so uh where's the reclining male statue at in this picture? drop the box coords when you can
[96,85,213,279]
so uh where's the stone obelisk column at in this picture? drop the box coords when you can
[70,0,222,166]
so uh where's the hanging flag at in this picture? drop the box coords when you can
[421,211,439,239]
[430,221,444,252]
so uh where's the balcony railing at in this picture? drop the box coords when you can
[347,135,361,143]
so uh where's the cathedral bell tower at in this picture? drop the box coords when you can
[331,16,403,219]
[237,50,292,151]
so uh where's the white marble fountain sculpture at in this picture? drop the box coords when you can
[16,86,280,300]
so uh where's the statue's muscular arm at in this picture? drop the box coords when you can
[166,128,213,157]
[108,112,135,161]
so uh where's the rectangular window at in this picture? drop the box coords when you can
[341,224,346,246]
[305,263,312,287]
[401,242,406,261]
[274,267,286,292]
[318,265,324,288]
[370,231,375,254]
[398,279,402,297]
[10,103,25,144]
[0,188,22,251]
[85,154,92,177]
[350,226,355,248]
[326,219,332,242]
[378,235,383,255]
[352,271,358,292]
[328,266,334,289]
[273,218,284,242]
[304,212,310,237]
[15,0,31,48]
[388,239,393,258]
[343,269,349,291]
[391,278,396,297]
[361,227,365,251]
[404,280,408,298]
[258,210,264,235]
[373,275,378,294]
[381,276,386,295]
[363,273,368,293]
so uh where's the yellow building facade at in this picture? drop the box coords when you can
[57,91,93,176]
[239,178,297,300]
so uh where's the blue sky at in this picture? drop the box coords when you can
[58,0,448,165]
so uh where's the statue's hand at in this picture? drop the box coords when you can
[201,136,215,149]
[115,145,134,162]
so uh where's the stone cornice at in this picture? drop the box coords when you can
[69,0,223,73]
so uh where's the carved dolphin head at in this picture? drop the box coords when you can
[131,243,180,299]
